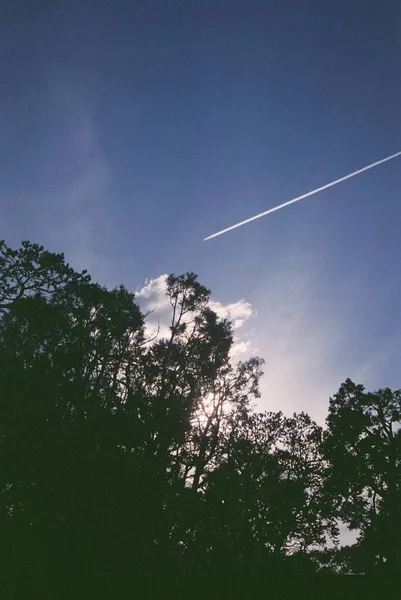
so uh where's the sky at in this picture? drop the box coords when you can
[1,0,401,426]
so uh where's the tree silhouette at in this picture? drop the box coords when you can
[323,378,401,574]
[0,238,399,594]
[0,240,90,311]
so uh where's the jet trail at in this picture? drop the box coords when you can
[204,150,401,241]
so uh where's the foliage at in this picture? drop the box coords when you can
[323,379,401,574]
[0,239,399,591]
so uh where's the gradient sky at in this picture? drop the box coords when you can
[1,0,400,424]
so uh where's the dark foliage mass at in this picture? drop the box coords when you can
[0,240,400,596]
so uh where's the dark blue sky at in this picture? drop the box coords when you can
[1,0,400,420]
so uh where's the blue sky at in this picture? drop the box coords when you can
[1,0,400,424]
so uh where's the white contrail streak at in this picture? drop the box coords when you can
[204,150,401,241]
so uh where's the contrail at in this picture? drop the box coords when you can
[204,150,401,241]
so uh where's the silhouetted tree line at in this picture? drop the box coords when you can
[0,240,400,595]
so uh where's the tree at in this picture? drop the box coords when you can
[0,239,90,311]
[123,273,265,563]
[189,410,338,572]
[323,378,401,574]
[0,261,146,586]
[0,242,267,588]
[3,238,400,591]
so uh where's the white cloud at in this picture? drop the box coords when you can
[135,274,254,354]
[135,275,172,339]
[230,340,251,358]
[209,299,255,329]
[136,275,169,311]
